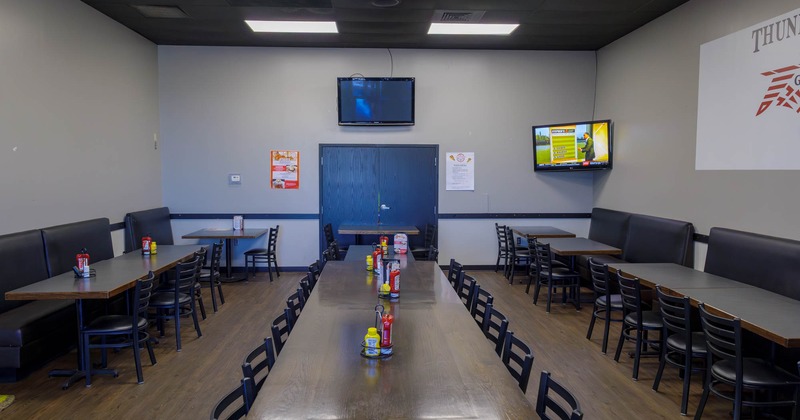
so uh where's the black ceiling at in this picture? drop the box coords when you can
[82,0,689,51]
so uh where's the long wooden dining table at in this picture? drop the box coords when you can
[5,245,201,388]
[607,263,800,348]
[248,260,537,418]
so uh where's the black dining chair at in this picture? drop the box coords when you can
[244,225,280,281]
[210,377,255,420]
[495,223,509,274]
[585,258,623,354]
[456,272,477,310]
[286,288,305,322]
[199,241,225,312]
[271,308,294,356]
[535,371,584,420]
[150,256,203,351]
[471,284,494,329]
[82,271,156,386]
[299,276,311,301]
[505,226,530,284]
[447,259,464,290]
[533,241,581,313]
[502,331,534,393]
[614,271,662,381]
[410,223,436,260]
[652,286,707,416]
[695,303,800,420]
[482,303,510,357]
[242,337,276,395]
[308,260,322,290]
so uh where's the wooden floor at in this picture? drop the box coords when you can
[0,269,735,419]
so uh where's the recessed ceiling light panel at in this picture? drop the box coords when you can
[428,23,519,35]
[245,20,338,33]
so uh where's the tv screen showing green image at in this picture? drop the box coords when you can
[533,119,612,171]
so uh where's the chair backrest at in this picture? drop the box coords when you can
[496,223,508,251]
[321,248,333,265]
[134,271,156,322]
[447,259,463,289]
[535,371,584,420]
[427,246,439,262]
[655,286,692,338]
[504,226,518,258]
[616,271,643,324]
[423,223,437,248]
[457,272,477,309]
[267,226,279,254]
[482,303,509,356]
[698,302,741,364]
[270,308,294,355]
[242,337,276,394]
[502,331,534,393]
[209,241,223,273]
[299,276,311,300]
[210,377,255,420]
[323,223,336,247]
[329,241,343,261]
[308,260,321,290]
[195,248,209,279]
[587,258,611,298]
[471,285,494,328]
[535,241,556,279]
[527,238,539,276]
[174,256,201,295]
[286,289,305,323]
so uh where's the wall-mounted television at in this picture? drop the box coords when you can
[337,77,415,126]
[532,119,612,171]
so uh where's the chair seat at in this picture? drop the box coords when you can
[665,332,707,355]
[595,294,623,309]
[624,311,663,329]
[711,358,800,387]
[244,248,268,255]
[149,292,193,306]
[85,315,148,333]
[550,267,580,278]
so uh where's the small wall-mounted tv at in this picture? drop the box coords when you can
[337,77,415,126]
[532,119,612,171]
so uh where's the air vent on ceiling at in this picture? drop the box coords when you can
[132,5,189,19]
[432,10,485,23]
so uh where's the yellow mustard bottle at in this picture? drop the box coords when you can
[364,327,381,357]
[366,255,373,271]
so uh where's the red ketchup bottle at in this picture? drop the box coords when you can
[372,245,382,272]
[381,313,394,354]
[389,263,400,298]
[142,234,152,256]
[76,248,90,277]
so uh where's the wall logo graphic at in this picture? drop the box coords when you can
[756,64,800,116]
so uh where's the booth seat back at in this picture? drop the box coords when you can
[588,208,631,249]
[0,230,50,313]
[705,227,800,301]
[41,218,114,277]
[124,207,174,253]
[623,214,694,267]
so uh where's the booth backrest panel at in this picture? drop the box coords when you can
[588,208,631,249]
[705,227,800,300]
[0,230,50,313]
[623,214,694,267]
[124,207,174,253]
[41,218,114,277]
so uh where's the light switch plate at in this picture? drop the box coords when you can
[229,174,241,185]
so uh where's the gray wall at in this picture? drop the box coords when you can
[0,0,160,244]
[595,0,800,240]
[159,47,598,265]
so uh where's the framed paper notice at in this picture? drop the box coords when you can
[445,152,474,191]
[270,150,299,189]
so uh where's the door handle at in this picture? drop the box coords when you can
[380,204,391,210]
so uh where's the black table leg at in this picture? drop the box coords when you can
[219,238,246,283]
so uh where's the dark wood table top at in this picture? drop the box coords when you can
[538,237,622,256]
[5,245,200,301]
[181,228,268,240]
[606,263,755,289]
[344,245,415,264]
[338,224,420,236]
[510,226,576,239]
[249,261,537,418]
[606,263,799,348]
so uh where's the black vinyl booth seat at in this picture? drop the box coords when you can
[0,218,116,382]
[124,207,174,254]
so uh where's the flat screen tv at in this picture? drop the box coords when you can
[337,77,415,126]
[532,119,612,171]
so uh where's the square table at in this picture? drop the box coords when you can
[510,226,576,239]
[338,224,420,245]
[5,245,201,388]
[182,228,269,282]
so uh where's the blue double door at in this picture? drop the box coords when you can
[320,144,438,253]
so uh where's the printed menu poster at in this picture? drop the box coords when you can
[270,150,299,189]
[446,152,475,191]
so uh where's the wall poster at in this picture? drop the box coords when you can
[445,152,475,191]
[270,150,299,189]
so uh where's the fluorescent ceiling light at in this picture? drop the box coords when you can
[428,23,518,35]
[245,20,338,33]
